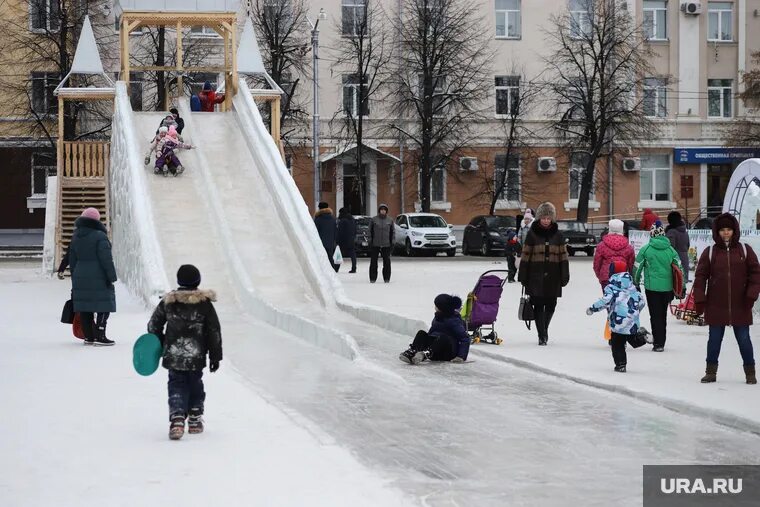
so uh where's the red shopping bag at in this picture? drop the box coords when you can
[72,313,86,340]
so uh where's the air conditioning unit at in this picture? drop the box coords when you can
[622,157,641,172]
[681,2,701,15]
[537,157,557,172]
[459,157,479,171]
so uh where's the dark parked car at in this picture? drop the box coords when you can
[462,215,517,256]
[354,215,371,256]
[557,220,596,256]
[691,217,714,230]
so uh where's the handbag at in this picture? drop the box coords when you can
[627,327,650,349]
[61,299,75,324]
[518,287,534,330]
[72,313,86,340]
[671,262,685,300]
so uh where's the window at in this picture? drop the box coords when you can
[639,154,670,202]
[31,72,58,115]
[708,79,732,118]
[342,0,367,36]
[189,26,221,37]
[643,1,667,40]
[708,2,733,41]
[31,152,55,197]
[643,77,667,117]
[495,76,520,116]
[342,74,369,117]
[569,153,594,200]
[494,154,520,201]
[418,74,446,116]
[569,0,593,38]
[30,0,60,32]
[409,215,447,228]
[495,0,521,39]
[431,165,446,202]
[396,215,408,226]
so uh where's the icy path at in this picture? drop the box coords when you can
[0,263,409,506]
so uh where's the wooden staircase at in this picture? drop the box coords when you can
[55,141,111,266]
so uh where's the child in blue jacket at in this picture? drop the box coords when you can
[399,294,470,364]
[587,260,646,372]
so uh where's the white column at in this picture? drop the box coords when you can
[369,160,378,214]
[678,11,701,116]
[738,0,747,117]
[336,160,344,210]
[700,163,708,209]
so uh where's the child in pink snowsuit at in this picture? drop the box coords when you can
[155,125,193,175]
[593,219,635,289]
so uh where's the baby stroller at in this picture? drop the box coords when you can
[461,270,508,345]
[669,287,705,326]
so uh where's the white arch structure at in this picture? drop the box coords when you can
[723,159,760,227]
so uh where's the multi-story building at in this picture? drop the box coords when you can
[287,0,760,224]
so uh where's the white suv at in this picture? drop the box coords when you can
[394,213,457,257]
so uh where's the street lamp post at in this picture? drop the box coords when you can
[307,8,327,212]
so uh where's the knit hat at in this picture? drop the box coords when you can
[609,259,628,277]
[667,211,682,228]
[203,81,212,91]
[536,202,556,221]
[378,203,389,212]
[158,126,168,134]
[650,220,665,237]
[169,107,179,116]
[81,207,100,221]
[318,201,329,209]
[177,264,201,288]
[608,219,625,235]
[168,125,178,139]
[524,211,534,220]
[434,294,462,315]
[715,213,736,231]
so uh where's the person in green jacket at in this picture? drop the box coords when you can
[634,221,683,352]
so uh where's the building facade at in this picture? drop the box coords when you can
[287,0,760,224]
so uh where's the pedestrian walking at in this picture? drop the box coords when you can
[314,202,339,272]
[67,207,117,346]
[148,264,223,439]
[633,221,683,352]
[518,210,534,246]
[504,228,519,282]
[369,203,394,283]
[639,208,660,232]
[517,202,570,346]
[337,207,358,273]
[693,213,760,384]
[593,219,635,290]
[666,211,691,283]
[587,260,646,372]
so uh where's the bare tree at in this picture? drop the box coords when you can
[544,0,657,222]
[329,0,392,212]
[0,0,118,148]
[725,50,760,146]
[387,0,492,213]
[249,0,310,145]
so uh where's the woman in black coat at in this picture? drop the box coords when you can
[314,202,338,272]
[517,202,570,346]
[68,208,117,345]
[337,208,357,273]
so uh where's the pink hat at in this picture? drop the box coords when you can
[81,207,100,221]
[168,125,178,139]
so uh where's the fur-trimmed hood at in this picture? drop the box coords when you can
[315,208,334,218]
[163,289,217,304]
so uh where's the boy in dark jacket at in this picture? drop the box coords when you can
[148,265,223,440]
[399,294,470,364]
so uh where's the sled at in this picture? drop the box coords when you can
[133,333,163,376]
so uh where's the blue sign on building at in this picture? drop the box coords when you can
[674,148,760,164]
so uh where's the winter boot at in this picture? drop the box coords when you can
[153,167,162,175]
[188,408,204,434]
[93,325,115,347]
[744,365,757,385]
[162,165,169,177]
[614,364,627,373]
[169,414,185,440]
[399,345,417,364]
[534,311,546,346]
[700,363,718,383]
[175,165,185,176]
[543,310,555,345]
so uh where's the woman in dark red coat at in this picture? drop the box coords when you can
[693,213,760,384]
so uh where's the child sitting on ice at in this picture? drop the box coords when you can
[147,265,223,440]
[144,126,168,165]
[155,125,193,176]
[586,260,646,373]
[399,294,470,364]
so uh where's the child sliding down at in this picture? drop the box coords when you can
[587,260,646,372]
[399,294,470,364]
[145,125,193,176]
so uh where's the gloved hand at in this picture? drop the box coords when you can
[209,360,220,373]
[144,156,150,165]
[57,271,65,280]
[586,308,594,316]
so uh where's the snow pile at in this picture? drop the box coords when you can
[341,257,760,433]
[0,265,409,506]
[110,82,170,305]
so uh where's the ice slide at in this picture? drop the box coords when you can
[109,81,424,360]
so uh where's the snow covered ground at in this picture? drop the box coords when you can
[342,255,760,432]
[0,262,409,507]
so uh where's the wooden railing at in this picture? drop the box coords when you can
[61,141,110,178]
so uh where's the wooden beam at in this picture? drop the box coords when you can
[176,20,183,101]
[231,21,238,96]
[56,94,64,266]
[130,65,229,73]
